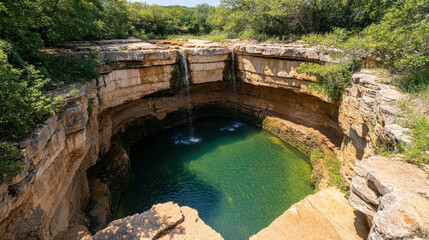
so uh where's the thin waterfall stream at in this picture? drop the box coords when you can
[230,49,239,118]
[230,48,237,94]
[178,51,200,144]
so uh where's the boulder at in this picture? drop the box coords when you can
[250,188,369,240]
[91,202,223,240]
[349,156,429,239]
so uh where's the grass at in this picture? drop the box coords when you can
[394,69,429,95]
[310,149,347,194]
[388,68,429,165]
[166,32,229,43]
[326,156,348,194]
[397,98,429,165]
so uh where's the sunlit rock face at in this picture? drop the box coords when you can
[338,70,410,185]
[250,188,369,240]
[349,156,429,239]
[183,43,229,84]
[91,202,223,240]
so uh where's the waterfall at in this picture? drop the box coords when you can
[230,49,237,95]
[230,49,240,120]
[179,51,199,143]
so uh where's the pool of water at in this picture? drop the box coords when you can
[116,118,314,239]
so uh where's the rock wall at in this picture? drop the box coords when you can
[0,40,344,239]
[336,70,429,239]
[338,70,409,184]
[235,44,331,101]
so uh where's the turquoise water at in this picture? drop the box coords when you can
[116,118,314,239]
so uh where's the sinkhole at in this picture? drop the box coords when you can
[115,117,314,240]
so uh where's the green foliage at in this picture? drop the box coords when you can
[326,157,347,194]
[303,0,429,73]
[209,0,395,40]
[0,41,63,141]
[0,40,65,176]
[298,60,360,100]
[301,1,428,99]
[394,69,429,94]
[128,3,215,37]
[41,55,100,90]
[166,32,228,42]
[0,141,25,177]
[309,149,347,194]
[398,100,429,165]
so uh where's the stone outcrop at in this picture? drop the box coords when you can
[235,44,330,100]
[349,156,429,239]
[338,69,410,184]
[250,188,369,240]
[91,202,223,240]
[262,116,340,189]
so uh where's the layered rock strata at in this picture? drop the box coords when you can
[235,44,330,100]
[0,40,344,239]
[3,40,416,240]
[338,70,410,185]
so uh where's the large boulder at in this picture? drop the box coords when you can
[91,202,223,240]
[250,188,369,240]
[349,156,429,239]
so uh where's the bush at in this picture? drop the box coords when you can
[398,100,429,165]
[40,54,100,90]
[0,141,25,177]
[394,69,429,94]
[0,40,64,176]
[297,60,360,100]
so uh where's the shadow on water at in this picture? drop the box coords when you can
[115,117,313,240]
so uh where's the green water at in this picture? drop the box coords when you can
[116,118,314,239]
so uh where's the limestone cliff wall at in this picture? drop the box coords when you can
[1,40,415,240]
[0,40,343,239]
[235,44,330,101]
[338,70,409,185]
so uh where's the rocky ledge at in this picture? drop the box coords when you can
[349,156,429,239]
[250,188,369,240]
[58,202,223,240]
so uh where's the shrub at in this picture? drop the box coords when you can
[297,60,360,100]
[0,40,64,176]
[40,54,100,90]
[0,141,26,177]
[398,100,429,165]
